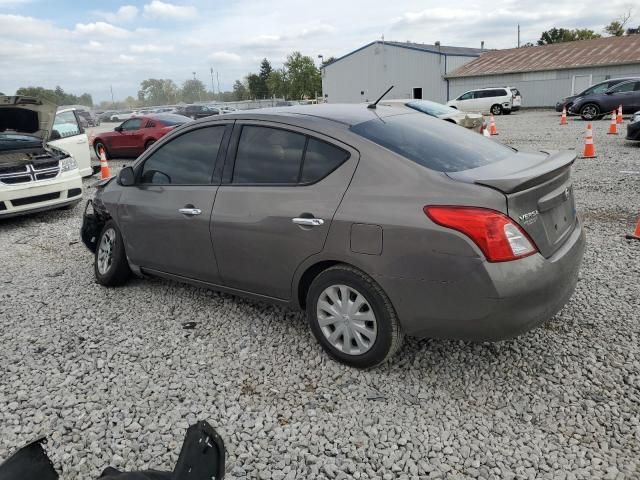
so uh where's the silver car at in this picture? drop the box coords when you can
[380,99,484,132]
[81,104,585,368]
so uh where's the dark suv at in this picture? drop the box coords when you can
[178,105,220,120]
[555,78,639,112]
[568,79,640,120]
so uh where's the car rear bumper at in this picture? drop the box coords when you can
[378,218,585,341]
[626,122,640,140]
[0,173,83,218]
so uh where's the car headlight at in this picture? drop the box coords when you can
[60,156,78,172]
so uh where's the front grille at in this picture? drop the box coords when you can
[11,192,60,206]
[36,172,58,181]
[1,175,32,184]
[68,188,82,197]
[0,158,60,185]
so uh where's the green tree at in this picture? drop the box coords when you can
[537,27,601,45]
[14,85,92,106]
[266,69,288,99]
[138,79,179,106]
[321,56,337,66]
[605,21,626,36]
[284,52,321,100]
[181,79,207,103]
[246,73,262,99]
[258,58,273,97]
[232,80,249,101]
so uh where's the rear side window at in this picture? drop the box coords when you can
[140,126,224,185]
[351,112,513,173]
[511,89,520,96]
[233,126,306,184]
[609,82,638,93]
[301,138,350,183]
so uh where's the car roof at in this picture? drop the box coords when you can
[222,103,411,127]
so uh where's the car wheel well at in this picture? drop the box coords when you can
[298,260,353,309]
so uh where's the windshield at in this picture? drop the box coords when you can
[406,100,458,116]
[350,112,513,172]
[0,132,42,151]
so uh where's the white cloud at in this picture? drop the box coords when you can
[131,44,175,53]
[74,22,131,38]
[94,5,139,23]
[0,14,68,38]
[117,54,136,64]
[208,51,243,63]
[143,0,197,19]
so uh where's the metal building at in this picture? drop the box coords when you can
[446,35,640,107]
[321,41,482,104]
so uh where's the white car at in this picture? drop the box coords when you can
[447,87,517,115]
[0,96,83,218]
[110,110,134,122]
[51,107,93,177]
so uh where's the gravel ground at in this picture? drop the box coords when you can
[0,110,639,479]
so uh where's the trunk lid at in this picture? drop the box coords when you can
[447,150,577,258]
[0,96,57,146]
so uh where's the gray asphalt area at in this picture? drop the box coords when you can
[1,110,639,479]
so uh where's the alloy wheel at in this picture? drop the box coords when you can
[581,105,598,120]
[97,228,116,275]
[316,284,377,355]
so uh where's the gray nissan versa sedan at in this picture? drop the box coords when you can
[81,104,585,368]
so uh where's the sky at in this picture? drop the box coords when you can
[0,0,636,102]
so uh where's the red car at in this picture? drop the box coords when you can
[92,114,191,158]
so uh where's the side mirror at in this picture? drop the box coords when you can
[118,166,135,186]
[115,126,123,132]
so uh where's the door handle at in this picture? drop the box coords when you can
[292,217,324,226]
[179,208,202,216]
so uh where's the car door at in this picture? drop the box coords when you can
[117,123,231,283]
[604,81,639,113]
[49,109,92,177]
[455,91,475,111]
[118,118,145,155]
[211,121,358,300]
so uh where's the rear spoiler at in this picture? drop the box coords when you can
[447,150,576,194]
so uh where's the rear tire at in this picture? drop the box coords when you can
[306,265,404,369]
[95,220,131,287]
[490,104,503,115]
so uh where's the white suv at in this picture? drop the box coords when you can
[447,87,519,115]
[0,96,83,218]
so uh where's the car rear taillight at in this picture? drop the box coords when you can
[424,206,537,262]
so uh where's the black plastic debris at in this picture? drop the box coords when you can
[0,421,225,480]
[0,438,58,480]
[182,322,197,330]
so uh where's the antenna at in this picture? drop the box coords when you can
[367,85,394,109]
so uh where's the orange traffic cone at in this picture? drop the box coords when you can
[626,217,640,240]
[581,123,596,158]
[489,114,498,135]
[617,105,623,124]
[560,106,568,125]
[607,111,618,135]
[99,147,111,179]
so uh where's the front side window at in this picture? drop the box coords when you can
[458,92,473,101]
[53,111,80,138]
[122,118,142,131]
[233,126,306,184]
[351,112,514,173]
[140,126,225,185]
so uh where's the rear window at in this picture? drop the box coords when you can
[154,114,191,126]
[511,89,521,96]
[350,113,514,173]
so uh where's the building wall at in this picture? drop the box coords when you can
[322,43,478,104]
[448,64,640,107]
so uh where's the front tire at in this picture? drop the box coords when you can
[306,265,404,368]
[580,103,600,121]
[490,104,503,115]
[94,141,109,159]
[95,220,131,286]
[144,139,156,151]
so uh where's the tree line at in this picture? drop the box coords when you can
[14,86,93,107]
[525,11,639,46]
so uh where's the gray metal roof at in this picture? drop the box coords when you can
[447,35,640,78]
[323,40,483,69]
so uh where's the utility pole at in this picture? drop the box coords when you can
[517,24,521,48]
[210,67,216,99]
[216,72,220,97]
[110,85,114,107]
